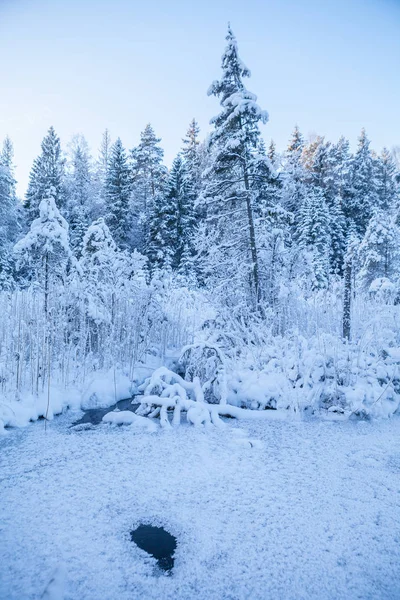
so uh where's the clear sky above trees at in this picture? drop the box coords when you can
[0,0,399,195]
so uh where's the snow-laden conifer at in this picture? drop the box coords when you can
[105,138,131,250]
[200,26,270,308]
[25,127,65,222]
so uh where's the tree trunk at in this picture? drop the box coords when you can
[243,164,260,309]
[343,259,352,341]
[44,252,49,318]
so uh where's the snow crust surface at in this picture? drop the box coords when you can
[1,414,400,599]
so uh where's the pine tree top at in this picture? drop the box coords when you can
[287,125,304,153]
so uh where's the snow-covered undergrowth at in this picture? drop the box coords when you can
[0,284,208,432]
[183,291,400,421]
[227,334,400,418]
[130,293,400,428]
[2,278,400,432]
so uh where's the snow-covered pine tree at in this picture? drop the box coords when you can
[267,139,279,169]
[375,147,398,212]
[105,138,131,250]
[298,187,331,289]
[301,134,323,170]
[347,129,378,236]
[357,208,399,292]
[201,25,269,309]
[318,136,353,274]
[130,124,168,256]
[14,187,72,315]
[25,127,65,222]
[147,152,197,272]
[182,118,202,200]
[147,158,180,270]
[79,218,147,351]
[329,196,347,275]
[93,129,112,217]
[0,137,19,287]
[303,137,334,204]
[1,136,15,174]
[97,129,112,183]
[288,125,303,154]
[65,138,93,255]
[302,135,349,275]
[282,126,307,230]
[252,140,288,305]
[80,217,120,328]
[330,136,353,202]
[179,119,203,278]
[252,138,281,211]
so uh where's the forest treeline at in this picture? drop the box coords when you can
[1,28,399,330]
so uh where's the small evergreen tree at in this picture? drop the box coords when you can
[357,208,399,291]
[14,187,72,315]
[267,139,279,169]
[25,127,65,222]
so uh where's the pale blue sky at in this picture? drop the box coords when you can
[0,0,399,196]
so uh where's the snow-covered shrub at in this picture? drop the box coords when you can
[179,342,227,404]
[368,277,396,303]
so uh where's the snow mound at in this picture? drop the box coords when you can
[81,369,132,409]
[102,410,158,432]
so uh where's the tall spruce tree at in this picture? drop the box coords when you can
[329,197,347,275]
[302,135,349,274]
[298,187,331,289]
[303,137,334,204]
[282,126,307,229]
[94,129,112,215]
[66,140,93,255]
[97,129,112,183]
[130,124,167,256]
[347,129,378,235]
[331,136,353,202]
[0,137,18,286]
[182,118,202,199]
[375,147,398,212]
[200,26,270,308]
[25,127,65,222]
[147,162,179,270]
[105,138,131,250]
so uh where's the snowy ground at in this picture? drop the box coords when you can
[1,410,400,600]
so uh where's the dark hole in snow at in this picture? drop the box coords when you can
[130,525,177,573]
[71,397,140,426]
